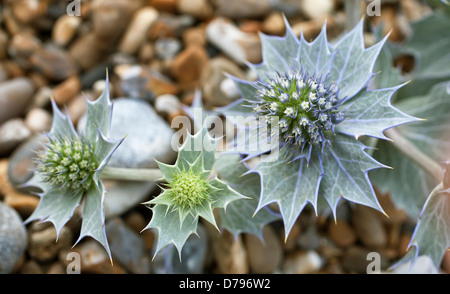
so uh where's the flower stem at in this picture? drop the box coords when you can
[100,166,163,182]
[385,128,443,183]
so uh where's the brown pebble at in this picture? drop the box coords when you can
[52,75,82,105]
[328,220,357,248]
[170,44,209,85]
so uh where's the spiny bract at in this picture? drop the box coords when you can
[220,17,419,237]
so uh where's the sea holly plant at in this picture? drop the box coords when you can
[220,17,419,238]
[24,75,125,259]
[142,126,248,259]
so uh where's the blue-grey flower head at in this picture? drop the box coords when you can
[251,67,344,152]
[220,17,419,238]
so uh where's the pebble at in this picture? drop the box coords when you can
[154,94,181,117]
[116,65,178,100]
[215,0,271,19]
[206,17,261,65]
[106,98,177,169]
[441,250,450,274]
[118,7,159,55]
[327,220,357,248]
[262,12,286,36]
[72,240,126,274]
[10,0,48,24]
[91,0,137,44]
[150,0,177,13]
[105,217,151,274]
[52,15,82,47]
[209,228,249,274]
[170,44,209,86]
[24,108,52,133]
[154,37,182,60]
[6,134,48,190]
[69,33,109,71]
[19,260,43,274]
[300,0,335,20]
[182,25,207,47]
[282,250,322,274]
[352,205,388,250]
[202,56,247,107]
[0,30,8,60]
[0,118,32,156]
[103,180,156,218]
[176,0,213,19]
[29,46,79,82]
[245,226,283,274]
[27,224,73,263]
[0,201,28,274]
[0,77,35,125]
[297,226,320,250]
[341,246,388,274]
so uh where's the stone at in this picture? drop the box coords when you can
[52,75,82,105]
[150,0,177,13]
[182,25,207,46]
[0,201,28,274]
[102,180,156,218]
[209,228,249,274]
[116,65,178,100]
[206,17,262,65]
[118,7,159,55]
[176,0,213,19]
[123,211,147,234]
[0,77,35,125]
[46,262,66,274]
[67,94,88,127]
[215,0,271,19]
[300,0,334,20]
[352,205,388,250]
[105,98,177,168]
[170,44,209,85]
[0,119,32,156]
[152,223,208,274]
[19,260,43,274]
[105,217,151,274]
[202,56,247,107]
[7,134,48,190]
[72,240,126,274]
[24,108,52,133]
[296,226,320,250]
[69,33,109,71]
[282,250,322,274]
[0,29,8,60]
[10,0,48,24]
[262,12,286,36]
[342,246,388,274]
[154,94,181,117]
[327,220,357,248]
[27,225,73,263]
[154,37,182,60]
[245,226,283,274]
[29,46,79,82]
[52,15,82,47]
[441,250,450,274]
[91,0,139,43]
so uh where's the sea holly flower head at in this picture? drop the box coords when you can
[220,17,419,238]
[143,126,248,259]
[24,74,124,259]
[251,68,344,152]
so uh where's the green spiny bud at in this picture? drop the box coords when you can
[35,137,98,194]
[166,169,211,210]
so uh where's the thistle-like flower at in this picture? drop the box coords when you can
[142,127,247,259]
[24,75,124,258]
[221,18,419,237]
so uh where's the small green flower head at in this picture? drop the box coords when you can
[166,168,212,211]
[143,126,247,259]
[252,68,344,151]
[35,137,98,196]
